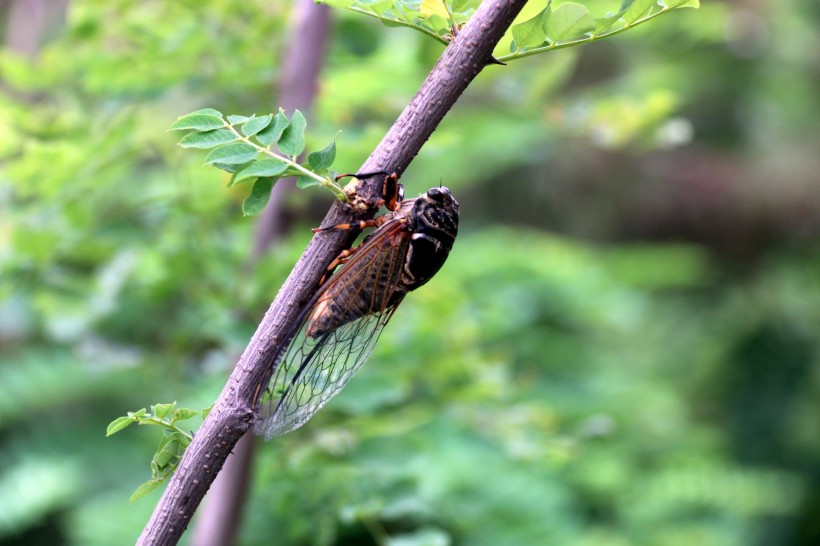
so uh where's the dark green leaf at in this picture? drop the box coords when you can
[179,129,236,149]
[106,416,135,436]
[256,112,289,146]
[212,161,252,174]
[241,115,272,137]
[296,175,322,189]
[307,132,340,170]
[169,110,224,131]
[231,158,288,186]
[130,480,162,504]
[278,110,307,156]
[204,143,257,165]
[242,177,275,216]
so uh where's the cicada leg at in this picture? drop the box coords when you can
[335,171,402,212]
[312,215,394,285]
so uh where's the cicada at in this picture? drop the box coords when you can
[253,173,460,439]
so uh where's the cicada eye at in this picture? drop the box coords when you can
[426,186,450,201]
[397,184,405,202]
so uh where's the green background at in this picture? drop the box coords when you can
[1,1,818,545]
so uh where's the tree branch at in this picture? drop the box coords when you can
[137,1,528,544]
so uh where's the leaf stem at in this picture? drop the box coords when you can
[223,122,347,201]
[141,417,194,442]
[498,7,673,63]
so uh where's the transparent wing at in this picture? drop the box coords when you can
[254,221,410,440]
[254,308,397,439]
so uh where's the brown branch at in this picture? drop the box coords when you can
[137,0,528,544]
[189,2,332,545]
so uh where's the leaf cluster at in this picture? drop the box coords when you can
[170,108,343,216]
[321,0,699,62]
[106,402,212,503]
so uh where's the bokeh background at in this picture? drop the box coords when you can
[1,0,819,545]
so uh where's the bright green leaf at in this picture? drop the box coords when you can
[620,0,658,25]
[130,480,162,504]
[231,158,288,186]
[179,129,236,149]
[511,4,551,50]
[544,2,595,44]
[152,402,175,419]
[278,110,307,156]
[204,143,257,165]
[131,408,147,418]
[106,416,135,436]
[660,0,699,8]
[201,406,213,420]
[242,115,272,137]
[256,111,289,146]
[307,132,340,170]
[242,177,275,216]
[173,408,199,421]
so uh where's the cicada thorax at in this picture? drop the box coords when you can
[305,187,459,339]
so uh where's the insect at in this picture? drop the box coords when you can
[253,173,460,439]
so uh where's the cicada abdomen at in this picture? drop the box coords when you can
[254,186,459,439]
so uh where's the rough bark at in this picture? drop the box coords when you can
[137,1,528,544]
[189,2,331,545]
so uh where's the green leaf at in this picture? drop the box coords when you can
[231,158,288,186]
[130,408,147,418]
[130,479,162,504]
[296,175,322,189]
[212,161,251,174]
[169,109,224,131]
[227,114,250,124]
[201,406,213,420]
[106,416,135,436]
[660,0,699,8]
[204,143,258,165]
[256,111,289,146]
[173,408,199,421]
[242,177,275,216]
[152,402,175,419]
[179,129,236,149]
[241,115,272,137]
[511,4,551,50]
[155,434,183,468]
[278,110,307,156]
[307,132,340,170]
[620,0,658,25]
[544,2,595,44]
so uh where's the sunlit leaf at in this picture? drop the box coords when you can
[129,480,162,504]
[106,416,135,436]
[511,3,551,50]
[543,2,595,44]
[420,0,449,20]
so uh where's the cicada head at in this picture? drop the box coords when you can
[412,186,459,243]
[402,187,459,290]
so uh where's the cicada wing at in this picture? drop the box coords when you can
[254,220,410,440]
[254,307,398,439]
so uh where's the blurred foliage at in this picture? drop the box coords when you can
[1,1,819,545]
